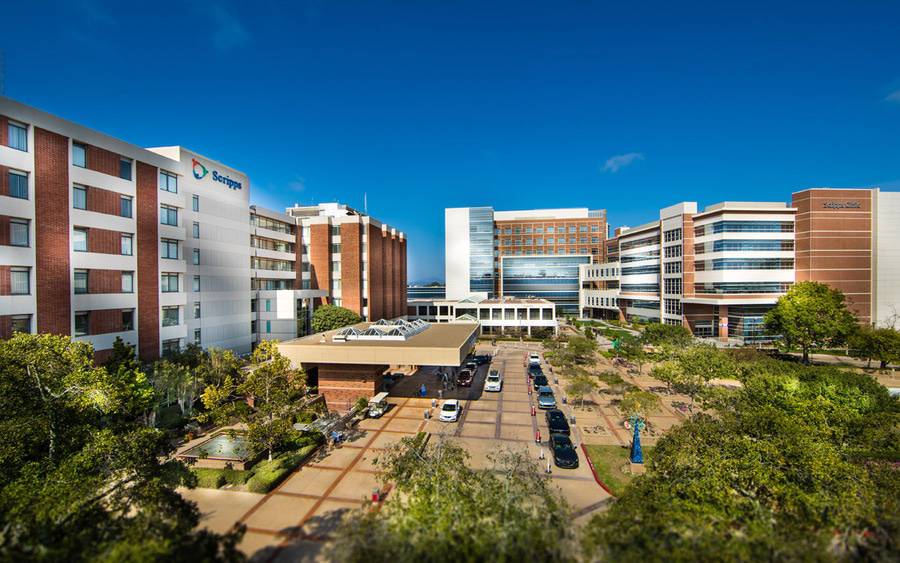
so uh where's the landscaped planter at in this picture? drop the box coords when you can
[177,431,262,471]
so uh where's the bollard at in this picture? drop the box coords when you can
[528,386,532,395]
[546,461,552,474]
[431,398,437,408]
[531,404,536,416]
[372,487,380,502]
[535,430,541,443]
[424,409,429,420]
[539,447,545,460]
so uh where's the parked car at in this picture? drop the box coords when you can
[537,386,556,409]
[472,354,492,365]
[528,353,541,366]
[465,361,477,372]
[532,374,549,390]
[439,399,462,422]
[545,409,570,435]
[457,369,474,387]
[549,433,579,468]
[485,370,503,392]
[528,364,543,377]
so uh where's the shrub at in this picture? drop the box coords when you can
[245,443,318,493]
[193,468,226,489]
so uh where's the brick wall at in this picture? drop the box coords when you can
[85,185,121,215]
[0,266,10,295]
[391,236,402,317]
[0,215,10,245]
[0,165,10,197]
[136,161,159,361]
[340,222,362,315]
[315,363,386,409]
[89,309,124,335]
[88,269,124,294]
[0,116,8,146]
[85,227,123,254]
[85,144,121,177]
[295,220,304,287]
[367,224,384,320]
[399,238,407,316]
[34,128,71,335]
[382,230,392,317]
[309,224,331,301]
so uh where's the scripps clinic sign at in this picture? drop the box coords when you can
[823,201,860,209]
[192,158,243,190]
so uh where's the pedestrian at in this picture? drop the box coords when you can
[420,383,427,398]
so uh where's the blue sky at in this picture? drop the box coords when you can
[4,1,900,282]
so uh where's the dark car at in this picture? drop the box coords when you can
[549,433,579,469]
[457,369,474,387]
[545,409,570,435]
[472,354,492,365]
[532,374,548,390]
[528,364,543,377]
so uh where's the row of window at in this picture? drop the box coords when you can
[694,221,794,236]
[695,240,795,253]
[663,278,683,295]
[497,224,600,235]
[620,252,659,263]
[73,309,134,337]
[5,170,28,199]
[620,283,660,293]
[585,296,618,308]
[251,214,294,234]
[664,261,682,274]
[161,273,203,293]
[7,121,27,151]
[251,236,294,253]
[621,264,660,276]
[664,298,682,315]
[73,185,133,217]
[501,248,597,257]
[251,257,293,271]
[663,228,682,242]
[499,237,601,246]
[695,258,794,271]
[664,245,682,258]
[74,270,134,294]
[619,235,660,251]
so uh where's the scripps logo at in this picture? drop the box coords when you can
[191,157,243,190]
[192,158,209,180]
[823,201,860,209]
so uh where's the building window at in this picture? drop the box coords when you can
[160,205,178,226]
[119,158,132,180]
[73,185,87,209]
[74,312,89,337]
[122,271,134,293]
[10,268,29,295]
[664,245,682,258]
[193,301,201,319]
[161,273,179,293]
[330,225,341,236]
[192,248,200,265]
[120,234,133,256]
[74,270,88,294]
[161,239,179,259]
[122,310,135,331]
[8,171,28,199]
[265,299,271,312]
[159,171,178,193]
[301,280,311,289]
[331,261,341,273]
[266,320,271,333]
[120,196,133,218]
[330,243,341,253]
[8,121,27,151]
[331,280,342,291]
[161,339,180,357]
[72,143,87,168]
[192,221,200,238]
[192,195,199,212]
[192,275,200,292]
[194,329,201,345]
[10,219,29,247]
[73,228,88,252]
[162,306,179,327]
[10,315,31,334]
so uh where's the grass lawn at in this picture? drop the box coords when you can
[584,444,652,497]
[189,442,320,493]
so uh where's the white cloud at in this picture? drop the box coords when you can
[210,4,250,52]
[602,152,645,173]
[288,176,306,192]
[886,89,900,103]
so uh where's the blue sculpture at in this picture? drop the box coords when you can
[629,415,645,464]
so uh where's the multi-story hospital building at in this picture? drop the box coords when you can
[0,97,406,361]
[580,192,900,342]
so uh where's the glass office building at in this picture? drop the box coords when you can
[501,255,592,314]
[468,207,496,295]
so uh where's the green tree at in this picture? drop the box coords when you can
[240,340,307,461]
[651,345,736,411]
[617,334,646,373]
[619,389,661,422]
[640,322,693,349]
[764,281,858,363]
[328,437,575,562]
[0,333,243,560]
[153,360,202,417]
[311,304,363,333]
[565,375,597,409]
[849,326,900,369]
[583,363,899,562]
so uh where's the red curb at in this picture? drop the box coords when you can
[580,444,615,497]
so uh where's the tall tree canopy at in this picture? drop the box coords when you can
[0,333,242,561]
[311,304,363,333]
[764,281,858,363]
[583,357,900,561]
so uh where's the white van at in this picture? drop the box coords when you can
[528,353,541,366]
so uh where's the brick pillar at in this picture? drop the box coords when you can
[367,224,383,320]
[400,238,407,318]
[136,161,160,361]
[309,224,331,305]
[34,128,71,335]
[383,230,394,318]
[341,222,362,316]
[392,235,401,317]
